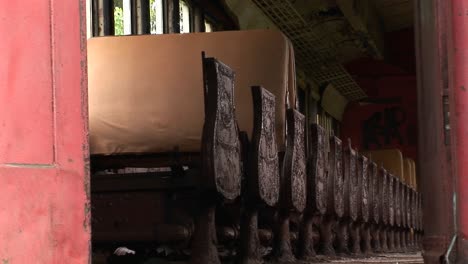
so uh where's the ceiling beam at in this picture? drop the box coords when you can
[336,0,385,59]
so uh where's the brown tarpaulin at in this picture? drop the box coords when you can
[88,30,296,155]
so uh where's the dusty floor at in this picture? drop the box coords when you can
[94,252,424,264]
[310,253,423,263]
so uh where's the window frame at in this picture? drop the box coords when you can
[90,0,231,36]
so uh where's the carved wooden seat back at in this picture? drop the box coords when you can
[328,136,344,218]
[281,109,307,213]
[201,56,242,200]
[411,189,417,230]
[343,139,358,222]
[308,124,328,215]
[369,161,380,225]
[401,183,408,229]
[357,154,370,223]
[379,168,389,227]
[394,178,402,229]
[388,174,395,229]
[250,86,280,206]
[418,194,423,232]
[190,55,242,264]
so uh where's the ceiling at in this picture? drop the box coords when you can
[224,0,415,101]
[374,0,414,32]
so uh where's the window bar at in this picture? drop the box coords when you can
[166,0,180,33]
[95,0,114,36]
[193,6,205,32]
[134,0,150,34]
[92,0,98,36]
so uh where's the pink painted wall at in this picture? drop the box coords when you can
[0,0,90,263]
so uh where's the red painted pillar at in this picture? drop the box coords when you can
[451,1,468,262]
[415,0,455,263]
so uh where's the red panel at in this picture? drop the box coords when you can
[0,0,55,164]
[452,0,468,259]
[0,0,90,263]
[341,75,418,161]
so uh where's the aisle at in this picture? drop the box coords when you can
[312,253,423,263]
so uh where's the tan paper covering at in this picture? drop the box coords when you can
[88,30,296,155]
[363,149,404,180]
[409,159,418,190]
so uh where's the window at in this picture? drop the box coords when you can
[179,0,191,33]
[114,0,132,35]
[204,19,213,32]
[150,0,164,34]
[90,0,224,36]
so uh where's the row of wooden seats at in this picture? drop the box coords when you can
[363,149,418,190]
[187,56,424,263]
[91,54,423,264]
[87,31,423,263]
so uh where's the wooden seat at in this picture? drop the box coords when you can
[87,30,296,155]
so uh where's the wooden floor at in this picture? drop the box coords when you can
[312,253,423,263]
[93,252,424,264]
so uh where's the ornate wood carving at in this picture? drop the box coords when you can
[282,109,307,213]
[336,139,355,254]
[417,194,423,249]
[369,161,380,225]
[358,154,371,255]
[343,139,356,221]
[378,167,389,252]
[401,183,408,251]
[272,109,306,263]
[394,179,402,251]
[405,185,411,229]
[329,136,344,217]
[307,123,328,215]
[380,168,389,226]
[237,86,279,264]
[418,193,423,231]
[395,179,401,229]
[299,123,326,260]
[387,174,396,252]
[193,55,241,264]
[359,154,370,223]
[368,161,381,253]
[388,175,395,228]
[201,57,241,200]
[319,136,343,256]
[250,86,280,207]
[413,190,417,230]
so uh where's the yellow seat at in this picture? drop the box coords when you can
[362,149,404,181]
[404,158,412,185]
[409,159,418,190]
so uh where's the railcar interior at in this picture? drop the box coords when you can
[85,0,430,263]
